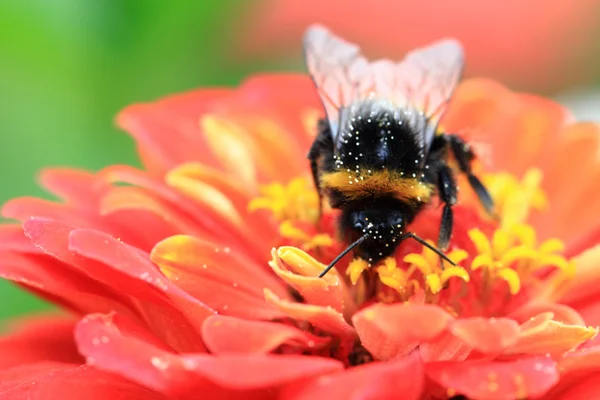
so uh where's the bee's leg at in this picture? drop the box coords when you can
[437,163,457,251]
[307,119,334,216]
[447,134,494,214]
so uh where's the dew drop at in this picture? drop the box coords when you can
[151,356,170,370]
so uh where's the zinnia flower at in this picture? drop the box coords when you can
[236,0,599,93]
[0,73,599,399]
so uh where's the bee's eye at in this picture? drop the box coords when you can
[393,215,404,229]
[351,211,367,230]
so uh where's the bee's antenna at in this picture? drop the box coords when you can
[318,233,369,278]
[400,232,457,266]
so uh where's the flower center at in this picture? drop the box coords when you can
[250,169,574,316]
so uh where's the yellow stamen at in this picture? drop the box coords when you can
[279,220,333,251]
[496,268,521,295]
[248,177,320,223]
[467,223,573,295]
[391,244,470,295]
[346,258,369,285]
[483,168,548,228]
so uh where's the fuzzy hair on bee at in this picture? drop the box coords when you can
[304,25,495,277]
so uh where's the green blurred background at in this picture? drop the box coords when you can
[1,0,599,320]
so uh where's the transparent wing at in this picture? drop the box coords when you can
[303,24,463,157]
[303,25,374,142]
[371,40,464,154]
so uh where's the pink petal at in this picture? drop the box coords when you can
[0,362,166,399]
[75,313,343,396]
[352,303,452,361]
[427,357,559,400]
[450,317,520,355]
[202,315,328,354]
[281,351,424,400]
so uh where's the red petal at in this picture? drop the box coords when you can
[558,345,600,376]
[546,374,600,400]
[509,301,585,326]
[352,303,452,361]
[427,357,559,400]
[202,315,328,354]
[3,197,103,228]
[0,224,42,253]
[117,89,231,176]
[0,314,82,369]
[280,351,424,400]
[558,245,600,306]
[38,168,107,208]
[69,228,214,352]
[450,317,520,355]
[264,289,356,338]
[100,165,268,261]
[566,225,600,259]
[151,235,288,320]
[23,218,209,352]
[271,247,357,317]
[0,362,166,399]
[0,250,136,317]
[75,313,343,396]
[420,331,472,362]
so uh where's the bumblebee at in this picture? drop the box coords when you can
[303,25,494,277]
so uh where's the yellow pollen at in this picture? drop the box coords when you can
[467,224,574,295]
[483,168,548,228]
[248,177,320,223]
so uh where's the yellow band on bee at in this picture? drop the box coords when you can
[320,169,433,202]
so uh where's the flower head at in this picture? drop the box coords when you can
[0,74,599,399]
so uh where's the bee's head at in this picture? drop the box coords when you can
[343,208,406,261]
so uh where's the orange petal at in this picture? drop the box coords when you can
[38,168,107,207]
[151,235,288,319]
[419,331,472,362]
[270,247,356,317]
[116,89,231,176]
[201,116,258,188]
[201,315,328,354]
[281,351,425,400]
[263,289,355,338]
[556,245,600,306]
[427,357,559,400]
[450,317,520,355]
[352,303,452,361]
[558,345,600,377]
[504,313,597,357]
[508,301,585,326]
